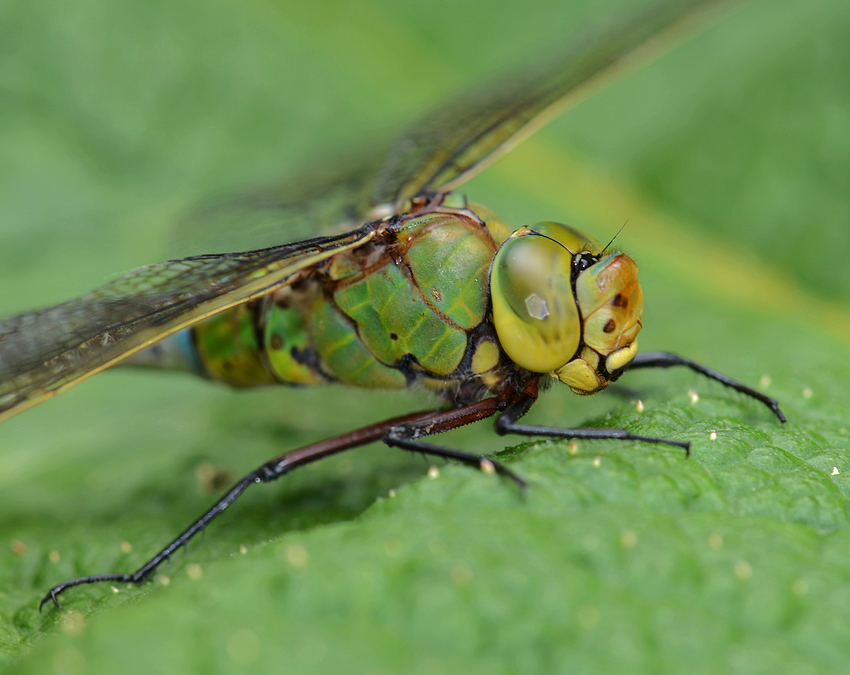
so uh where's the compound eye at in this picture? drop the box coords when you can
[490,232,581,373]
[575,253,643,355]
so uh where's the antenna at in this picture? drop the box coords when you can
[601,219,629,255]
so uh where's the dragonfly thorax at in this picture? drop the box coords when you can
[489,222,643,395]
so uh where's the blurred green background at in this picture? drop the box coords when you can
[1,0,849,673]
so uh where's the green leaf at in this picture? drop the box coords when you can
[1,0,848,673]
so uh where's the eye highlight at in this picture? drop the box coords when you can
[490,230,581,374]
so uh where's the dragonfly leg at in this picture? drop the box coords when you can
[40,471,264,611]
[493,379,691,455]
[383,435,525,487]
[628,351,786,422]
[39,401,513,610]
[382,401,526,487]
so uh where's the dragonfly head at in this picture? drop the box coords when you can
[489,222,643,395]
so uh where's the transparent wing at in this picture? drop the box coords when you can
[171,0,726,257]
[0,227,375,423]
[371,0,728,205]
[168,158,384,257]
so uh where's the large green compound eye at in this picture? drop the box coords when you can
[490,230,581,373]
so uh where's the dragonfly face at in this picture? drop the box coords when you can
[490,222,642,395]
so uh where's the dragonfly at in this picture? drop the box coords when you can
[0,0,784,610]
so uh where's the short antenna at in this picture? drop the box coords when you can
[601,219,628,255]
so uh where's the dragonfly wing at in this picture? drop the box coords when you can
[370,0,727,206]
[167,157,386,258]
[0,226,375,423]
[170,0,725,258]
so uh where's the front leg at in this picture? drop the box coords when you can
[628,351,785,422]
[494,379,692,454]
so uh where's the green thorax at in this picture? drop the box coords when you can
[190,200,512,400]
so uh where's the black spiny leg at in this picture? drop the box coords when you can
[494,379,692,455]
[629,351,786,422]
[383,435,525,487]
